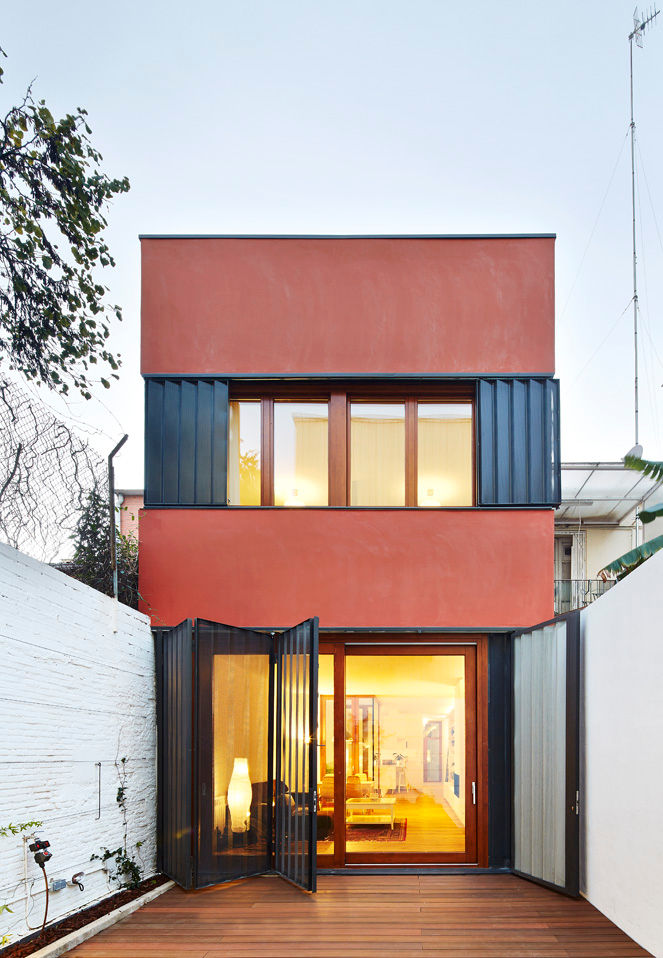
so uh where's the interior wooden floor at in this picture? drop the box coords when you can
[67,875,652,958]
[319,796,465,856]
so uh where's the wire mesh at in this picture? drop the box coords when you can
[0,380,108,562]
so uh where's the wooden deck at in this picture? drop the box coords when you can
[67,875,652,958]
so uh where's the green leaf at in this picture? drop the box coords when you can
[624,455,663,483]
[42,255,53,270]
[639,502,663,524]
[598,534,663,580]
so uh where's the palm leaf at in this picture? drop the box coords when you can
[638,502,663,524]
[624,455,663,482]
[598,534,663,580]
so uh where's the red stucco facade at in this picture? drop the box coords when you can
[139,235,556,630]
[141,236,555,377]
[139,508,553,630]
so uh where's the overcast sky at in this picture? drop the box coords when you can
[3,0,663,487]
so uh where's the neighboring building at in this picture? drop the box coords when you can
[116,489,142,540]
[555,462,663,613]
[140,234,566,883]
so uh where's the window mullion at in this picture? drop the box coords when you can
[329,391,348,506]
[406,398,418,506]
[261,398,274,506]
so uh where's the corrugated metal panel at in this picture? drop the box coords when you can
[145,378,228,506]
[478,378,561,506]
[158,620,194,889]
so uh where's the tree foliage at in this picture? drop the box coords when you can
[599,455,663,581]
[0,49,129,398]
[63,488,139,608]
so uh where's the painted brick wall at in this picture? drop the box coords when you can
[0,542,156,946]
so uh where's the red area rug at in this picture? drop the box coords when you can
[346,818,407,842]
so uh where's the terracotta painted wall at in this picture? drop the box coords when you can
[139,508,554,630]
[141,236,555,377]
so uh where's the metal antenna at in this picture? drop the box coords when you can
[628,6,659,448]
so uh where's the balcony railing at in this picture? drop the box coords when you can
[554,579,615,615]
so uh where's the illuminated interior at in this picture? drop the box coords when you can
[317,653,466,858]
[228,401,261,505]
[212,652,270,854]
[418,403,473,506]
[350,403,406,506]
[274,402,328,506]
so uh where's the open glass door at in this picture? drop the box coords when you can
[195,620,274,888]
[157,617,318,893]
[512,610,580,897]
[274,618,319,891]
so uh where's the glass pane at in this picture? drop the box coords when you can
[345,655,466,856]
[274,403,328,506]
[317,654,335,856]
[228,401,261,505]
[418,403,473,506]
[350,404,405,506]
[205,624,272,885]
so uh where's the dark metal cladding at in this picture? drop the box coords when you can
[144,378,229,506]
[488,634,512,869]
[477,378,561,506]
[274,618,319,892]
[157,620,194,889]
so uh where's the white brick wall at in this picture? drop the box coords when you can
[0,542,156,945]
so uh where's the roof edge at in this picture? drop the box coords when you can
[138,232,557,240]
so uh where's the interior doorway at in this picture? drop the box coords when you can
[316,637,487,868]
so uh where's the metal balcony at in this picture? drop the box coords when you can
[554,579,615,615]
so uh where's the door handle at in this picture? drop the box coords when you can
[472,782,476,805]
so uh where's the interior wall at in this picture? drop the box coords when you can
[580,549,663,958]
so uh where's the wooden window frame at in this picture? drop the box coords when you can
[229,384,475,507]
[317,633,489,870]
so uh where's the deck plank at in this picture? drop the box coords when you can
[66,875,652,958]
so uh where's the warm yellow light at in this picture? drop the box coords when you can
[228,757,252,833]
[284,488,306,507]
[421,488,442,507]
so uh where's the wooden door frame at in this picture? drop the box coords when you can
[317,634,489,869]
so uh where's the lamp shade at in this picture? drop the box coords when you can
[228,757,252,833]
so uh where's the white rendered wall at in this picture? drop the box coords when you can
[585,527,633,579]
[580,548,663,958]
[0,542,156,946]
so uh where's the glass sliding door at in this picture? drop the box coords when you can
[344,649,476,863]
[314,641,480,868]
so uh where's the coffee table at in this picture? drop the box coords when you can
[345,796,396,829]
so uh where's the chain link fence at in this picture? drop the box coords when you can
[0,380,108,563]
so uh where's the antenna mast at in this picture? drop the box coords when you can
[628,6,659,448]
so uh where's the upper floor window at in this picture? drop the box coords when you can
[227,389,474,507]
[417,403,473,507]
[274,402,328,507]
[228,401,261,505]
[350,403,405,506]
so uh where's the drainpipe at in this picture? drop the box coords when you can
[108,435,129,600]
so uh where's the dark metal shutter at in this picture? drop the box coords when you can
[144,378,228,506]
[156,619,195,888]
[477,378,561,506]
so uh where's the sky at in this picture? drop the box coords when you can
[3,0,663,488]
